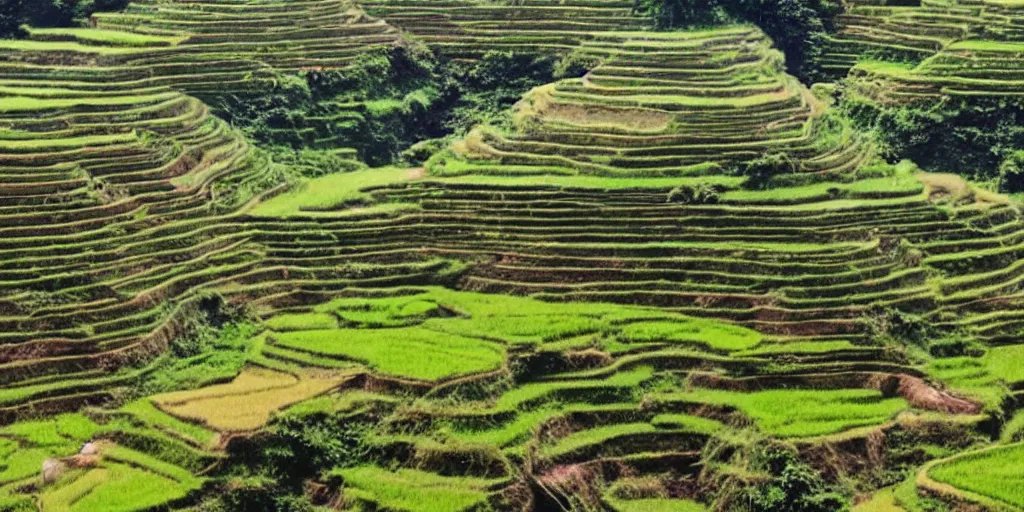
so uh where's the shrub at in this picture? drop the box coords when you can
[219,42,446,166]
[999,150,1024,193]
[21,0,77,27]
[215,42,558,166]
[928,337,985,358]
[305,41,436,101]
[268,147,363,179]
[844,95,1024,184]
[402,137,449,165]
[867,306,932,348]
[260,411,373,483]
[743,445,849,512]
[711,442,850,511]
[874,106,946,162]
[272,496,320,512]
[667,183,720,203]
[74,0,129,19]
[740,153,798,189]
[463,50,555,91]
[553,48,603,79]
[135,298,259,397]
[0,0,21,38]
[444,50,557,133]
[638,0,725,27]
[0,0,128,34]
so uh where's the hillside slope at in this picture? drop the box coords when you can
[0,0,1022,511]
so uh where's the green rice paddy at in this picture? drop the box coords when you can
[928,443,1024,508]
[0,0,1021,509]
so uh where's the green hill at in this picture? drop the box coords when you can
[0,0,1022,510]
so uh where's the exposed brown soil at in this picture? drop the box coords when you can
[535,463,605,509]
[690,371,982,415]
[405,167,426,181]
[870,374,982,415]
[543,103,672,131]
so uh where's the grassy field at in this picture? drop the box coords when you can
[927,443,1024,508]
[272,327,506,381]
[251,166,414,217]
[332,466,496,512]
[24,27,186,46]
[266,288,765,382]
[658,388,908,438]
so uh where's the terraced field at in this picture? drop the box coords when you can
[822,0,1024,74]
[91,0,401,93]
[432,27,872,178]
[249,160,1024,347]
[819,0,1024,107]
[361,0,653,60]
[919,442,1024,510]
[0,0,1022,510]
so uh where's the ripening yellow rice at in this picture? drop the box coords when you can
[154,367,353,432]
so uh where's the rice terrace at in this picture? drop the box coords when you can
[1,0,1024,509]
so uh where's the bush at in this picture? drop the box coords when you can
[219,42,445,166]
[442,50,557,133]
[867,305,932,348]
[740,152,798,189]
[134,297,259,398]
[402,138,449,165]
[712,442,850,512]
[1000,150,1024,193]
[78,0,128,13]
[463,50,555,91]
[0,0,21,38]
[638,0,724,27]
[305,41,437,101]
[874,107,945,161]
[928,337,985,358]
[22,0,77,27]
[268,147,362,178]
[260,411,373,483]
[667,183,720,203]
[742,445,849,512]
[553,48,602,79]
[0,0,129,35]
[844,95,1024,184]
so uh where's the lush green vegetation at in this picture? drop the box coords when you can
[927,443,1024,508]
[638,0,842,80]
[843,95,1024,191]
[265,288,763,380]
[331,466,495,512]
[0,0,129,35]
[660,388,908,438]
[1,0,1023,510]
[273,327,504,381]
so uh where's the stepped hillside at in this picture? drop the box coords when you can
[821,0,1024,78]
[813,0,1024,181]
[0,0,1022,511]
[439,27,871,177]
[361,0,654,58]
